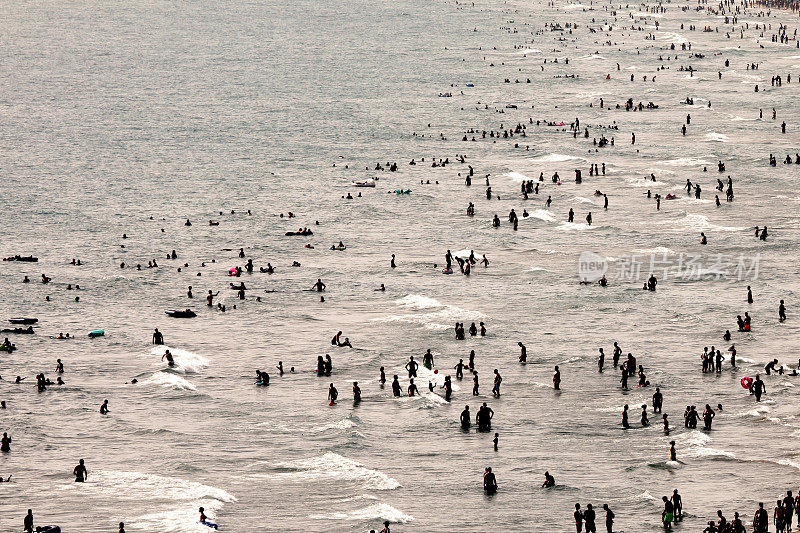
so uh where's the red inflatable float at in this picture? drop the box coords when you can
[741,376,753,389]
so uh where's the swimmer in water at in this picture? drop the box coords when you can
[100,400,109,414]
[162,350,175,367]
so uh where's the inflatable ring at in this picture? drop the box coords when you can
[741,376,753,389]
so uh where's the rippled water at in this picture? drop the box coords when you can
[1,0,800,531]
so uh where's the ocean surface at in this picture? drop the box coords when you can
[1,0,800,531]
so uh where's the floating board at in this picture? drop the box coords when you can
[9,317,37,324]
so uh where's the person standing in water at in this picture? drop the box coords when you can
[492,369,502,397]
[662,496,675,528]
[653,387,663,413]
[603,504,614,533]
[406,356,418,378]
[574,503,584,533]
[483,467,497,493]
[780,299,787,322]
[454,359,465,379]
[671,489,682,520]
[73,459,88,482]
[753,375,767,401]
[460,405,471,428]
[152,328,164,345]
[206,290,219,306]
[584,504,596,533]
[553,366,561,389]
[327,383,338,405]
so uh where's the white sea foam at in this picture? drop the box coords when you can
[317,418,358,432]
[394,294,442,310]
[271,452,401,490]
[375,294,484,330]
[310,502,414,523]
[626,177,666,187]
[658,157,710,167]
[530,209,557,222]
[506,171,529,182]
[678,214,747,232]
[143,372,197,391]
[530,153,583,163]
[571,196,595,204]
[634,246,673,255]
[58,471,235,532]
[557,221,596,231]
[705,132,728,142]
[150,346,209,374]
[674,430,711,448]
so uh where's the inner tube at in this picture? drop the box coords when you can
[330,246,347,251]
[0,327,35,334]
[442,268,453,274]
[199,522,219,530]
[88,330,105,338]
[741,376,753,389]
